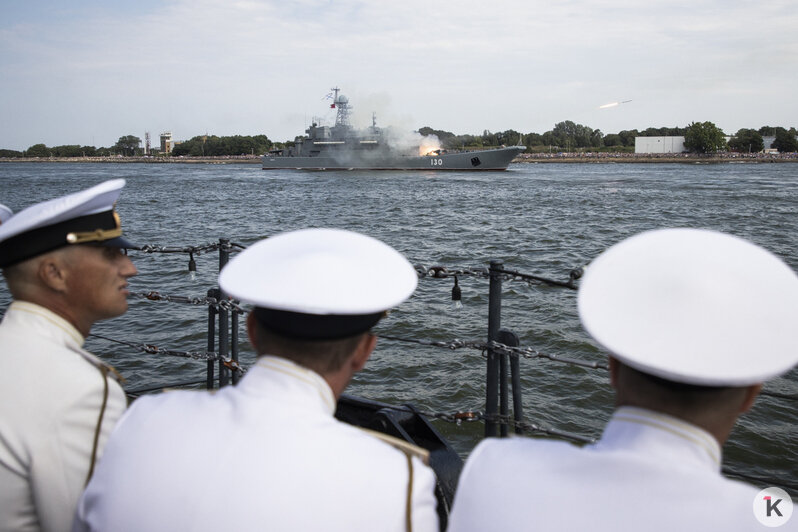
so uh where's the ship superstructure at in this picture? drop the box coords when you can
[263,88,524,170]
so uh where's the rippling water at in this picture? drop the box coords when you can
[1,161,796,489]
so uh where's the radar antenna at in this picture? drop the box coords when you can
[331,87,352,127]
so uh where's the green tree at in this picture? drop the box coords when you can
[618,129,639,147]
[772,128,798,152]
[171,134,273,156]
[494,129,522,146]
[114,135,141,156]
[546,121,601,150]
[758,126,777,137]
[590,129,604,148]
[728,129,764,153]
[51,145,84,157]
[418,127,455,141]
[523,133,544,147]
[441,133,482,150]
[641,127,665,136]
[0,149,23,157]
[26,143,51,157]
[683,122,726,154]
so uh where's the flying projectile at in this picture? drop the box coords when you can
[599,100,633,109]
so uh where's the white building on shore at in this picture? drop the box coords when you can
[634,136,685,154]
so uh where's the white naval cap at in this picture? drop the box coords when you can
[0,204,12,224]
[0,179,133,268]
[578,228,798,386]
[219,228,418,340]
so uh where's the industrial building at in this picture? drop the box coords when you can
[160,132,174,154]
[634,136,686,154]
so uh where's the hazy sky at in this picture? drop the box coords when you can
[1,0,796,150]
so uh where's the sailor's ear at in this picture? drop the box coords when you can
[246,312,259,352]
[608,357,620,389]
[351,333,376,373]
[739,383,762,414]
[37,253,68,293]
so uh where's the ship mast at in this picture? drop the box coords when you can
[331,86,352,127]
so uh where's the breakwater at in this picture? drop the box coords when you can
[0,155,263,164]
[3,152,797,165]
[517,152,798,163]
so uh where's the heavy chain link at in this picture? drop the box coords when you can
[413,264,582,289]
[380,334,608,371]
[89,333,245,374]
[129,291,247,314]
[132,241,247,255]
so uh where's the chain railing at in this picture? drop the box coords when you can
[128,290,246,314]
[87,237,797,495]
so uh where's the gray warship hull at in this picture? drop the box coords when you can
[261,145,525,171]
[263,87,525,171]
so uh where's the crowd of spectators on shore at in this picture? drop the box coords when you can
[2,151,797,163]
[0,154,263,163]
[516,151,798,162]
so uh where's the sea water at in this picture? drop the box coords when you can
[1,161,796,489]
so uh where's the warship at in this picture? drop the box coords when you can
[262,88,525,171]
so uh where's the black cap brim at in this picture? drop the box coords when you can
[97,236,136,249]
[253,308,383,341]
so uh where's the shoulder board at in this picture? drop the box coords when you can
[357,427,430,465]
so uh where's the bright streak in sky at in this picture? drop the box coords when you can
[599,100,632,110]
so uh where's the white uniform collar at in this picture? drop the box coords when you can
[241,356,337,415]
[4,300,85,347]
[3,301,123,381]
[595,406,722,471]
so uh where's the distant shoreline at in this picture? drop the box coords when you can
[515,153,798,164]
[0,155,263,164]
[2,153,797,164]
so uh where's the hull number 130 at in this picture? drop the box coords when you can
[430,159,444,166]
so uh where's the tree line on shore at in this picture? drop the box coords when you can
[2,122,797,158]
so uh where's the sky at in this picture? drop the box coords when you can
[1,0,797,150]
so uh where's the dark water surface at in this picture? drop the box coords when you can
[1,161,796,489]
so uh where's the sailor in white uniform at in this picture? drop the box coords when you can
[74,228,439,532]
[448,228,798,531]
[0,180,136,532]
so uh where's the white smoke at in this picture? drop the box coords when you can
[382,127,441,155]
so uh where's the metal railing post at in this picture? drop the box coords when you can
[218,239,230,387]
[206,288,217,389]
[231,308,240,385]
[498,329,523,435]
[485,260,503,437]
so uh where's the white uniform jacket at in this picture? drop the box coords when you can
[74,356,439,532]
[448,406,784,531]
[0,301,126,532]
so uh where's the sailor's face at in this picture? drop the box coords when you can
[63,244,138,325]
